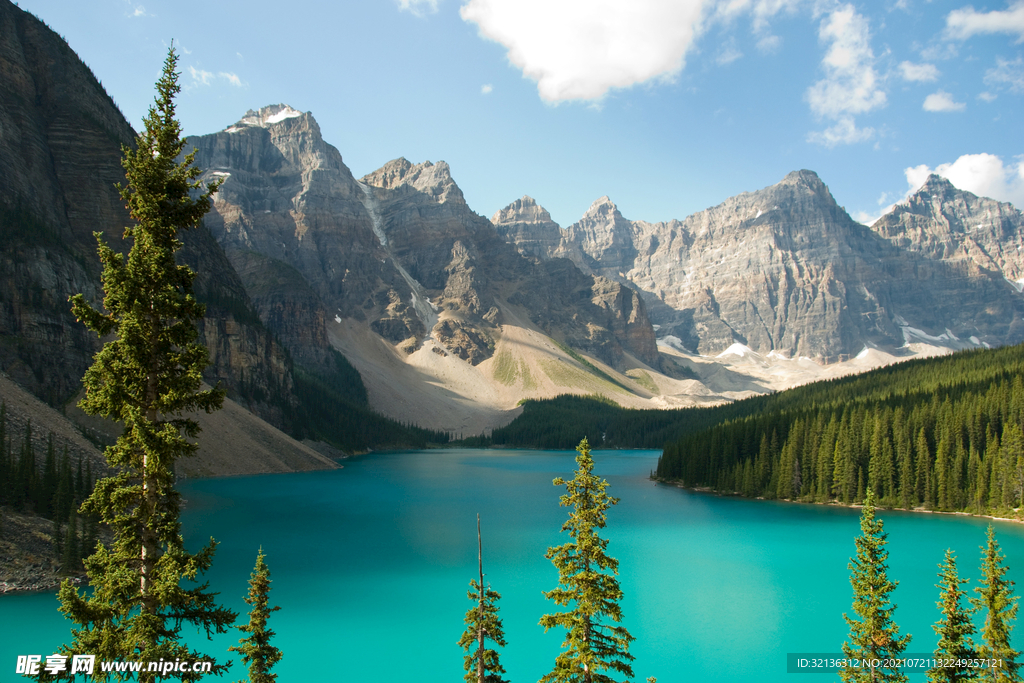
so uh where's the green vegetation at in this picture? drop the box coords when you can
[285,361,450,451]
[553,341,630,393]
[57,47,236,680]
[625,369,657,394]
[0,405,96,573]
[972,527,1022,681]
[837,508,1021,682]
[840,492,910,682]
[492,350,518,386]
[464,394,695,450]
[539,437,634,683]
[929,550,978,682]
[657,343,1024,517]
[230,549,282,683]
[458,514,508,683]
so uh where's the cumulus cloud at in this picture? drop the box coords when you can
[978,91,998,101]
[805,5,886,146]
[985,56,1024,93]
[481,84,493,94]
[459,0,711,102]
[899,61,939,82]
[905,153,1024,208]
[397,0,439,16]
[923,89,965,111]
[945,0,1024,42]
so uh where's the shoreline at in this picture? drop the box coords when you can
[655,478,1024,525]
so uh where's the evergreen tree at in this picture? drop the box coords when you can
[55,46,234,681]
[971,526,1022,682]
[540,437,635,683]
[229,549,282,683]
[928,549,978,682]
[60,512,80,576]
[458,515,507,683]
[840,491,911,683]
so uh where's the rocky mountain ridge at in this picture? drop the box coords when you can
[188,105,666,433]
[494,171,1024,362]
[4,0,1024,441]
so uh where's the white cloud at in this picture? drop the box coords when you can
[899,60,939,82]
[807,116,876,147]
[220,72,243,87]
[978,91,998,101]
[805,5,885,146]
[923,89,965,111]
[717,38,743,65]
[481,84,493,94]
[125,2,149,17]
[853,209,884,225]
[188,66,214,86]
[397,0,439,16]
[920,41,959,62]
[757,33,782,52]
[713,0,801,32]
[945,1,1024,42]
[459,0,711,102]
[905,153,1024,208]
[187,66,244,89]
[985,56,1024,93]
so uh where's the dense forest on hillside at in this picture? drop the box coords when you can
[657,344,1024,515]
[471,345,1024,517]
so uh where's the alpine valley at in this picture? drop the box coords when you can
[2,0,1024,471]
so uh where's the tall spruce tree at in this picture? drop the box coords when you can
[540,437,634,683]
[971,526,1022,682]
[229,549,282,683]
[458,514,508,683]
[840,491,911,683]
[55,46,234,681]
[928,549,979,682]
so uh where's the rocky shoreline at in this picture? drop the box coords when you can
[0,508,87,595]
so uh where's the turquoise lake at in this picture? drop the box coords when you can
[4,448,1024,681]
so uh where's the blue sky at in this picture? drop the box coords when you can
[15,0,1024,227]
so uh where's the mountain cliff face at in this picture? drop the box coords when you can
[189,107,660,373]
[872,174,1024,283]
[495,171,1024,361]
[0,1,295,422]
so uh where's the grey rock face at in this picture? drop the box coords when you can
[872,174,1024,282]
[495,170,1024,361]
[190,110,661,370]
[491,196,563,262]
[0,2,293,417]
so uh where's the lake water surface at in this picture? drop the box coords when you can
[4,448,1024,681]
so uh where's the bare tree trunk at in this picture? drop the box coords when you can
[478,513,484,683]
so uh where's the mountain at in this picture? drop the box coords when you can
[0,1,335,472]
[871,174,1024,286]
[495,171,1024,363]
[187,107,672,434]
